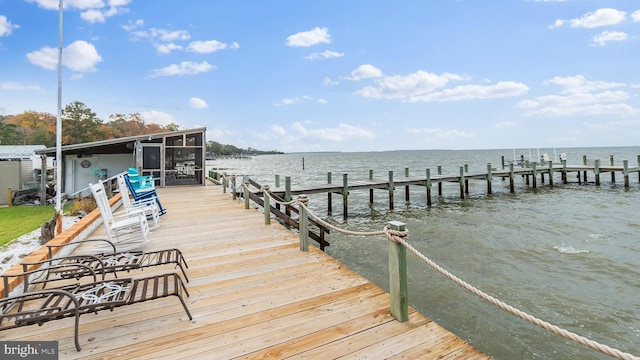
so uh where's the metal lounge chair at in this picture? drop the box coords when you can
[1,265,192,351]
[124,172,166,216]
[20,239,190,284]
[89,181,150,252]
[116,175,160,228]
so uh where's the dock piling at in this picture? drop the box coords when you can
[285,177,292,216]
[298,195,309,251]
[426,169,432,207]
[327,172,332,216]
[243,178,250,209]
[509,163,515,193]
[486,163,492,194]
[623,160,629,188]
[343,174,349,220]
[405,168,410,203]
[369,170,374,205]
[437,165,443,196]
[388,221,408,322]
[610,155,616,183]
[263,185,271,224]
[459,167,465,199]
[389,171,395,210]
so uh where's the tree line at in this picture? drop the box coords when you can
[0,101,282,156]
[0,101,180,147]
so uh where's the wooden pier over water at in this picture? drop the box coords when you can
[233,155,640,220]
[1,185,490,359]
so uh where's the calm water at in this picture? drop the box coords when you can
[207,147,640,360]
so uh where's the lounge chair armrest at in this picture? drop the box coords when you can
[47,239,117,257]
[21,255,107,281]
[1,263,98,297]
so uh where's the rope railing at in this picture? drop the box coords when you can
[296,196,639,360]
[223,174,639,360]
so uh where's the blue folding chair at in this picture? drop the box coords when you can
[124,170,166,216]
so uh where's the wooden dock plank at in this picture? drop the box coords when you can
[1,184,489,359]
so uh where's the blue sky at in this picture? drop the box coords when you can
[1,0,639,152]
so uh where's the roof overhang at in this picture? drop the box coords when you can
[35,127,206,157]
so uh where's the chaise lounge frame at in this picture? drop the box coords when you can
[0,265,192,351]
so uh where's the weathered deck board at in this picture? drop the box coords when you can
[0,184,489,359]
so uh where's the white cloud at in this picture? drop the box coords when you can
[407,128,476,139]
[274,95,312,106]
[633,10,640,23]
[27,0,129,23]
[355,70,469,99]
[348,64,383,81]
[140,110,176,126]
[274,98,296,106]
[150,28,191,42]
[206,128,232,140]
[124,22,239,55]
[0,15,19,37]
[584,118,640,132]
[305,50,344,60]
[286,27,330,47]
[544,75,624,94]
[519,75,638,117]
[323,77,339,86]
[27,0,104,10]
[495,121,518,129]
[26,40,102,72]
[290,122,376,142]
[593,31,628,46]
[187,40,239,54]
[123,19,143,32]
[0,82,42,91]
[189,97,208,109]
[63,41,103,71]
[149,61,214,77]
[409,81,529,102]
[156,43,183,54]
[552,8,627,29]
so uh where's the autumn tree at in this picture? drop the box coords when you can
[108,113,146,137]
[2,102,181,146]
[4,111,56,146]
[62,101,102,144]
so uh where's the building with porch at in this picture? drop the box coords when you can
[35,127,206,198]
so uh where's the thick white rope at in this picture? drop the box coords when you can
[295,197,639,360]
[383,229,639,360]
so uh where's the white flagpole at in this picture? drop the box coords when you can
[55,0,63,233]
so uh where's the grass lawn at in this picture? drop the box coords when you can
[0,205,56,247]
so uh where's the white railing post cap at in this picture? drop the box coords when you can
[388,221,405,231]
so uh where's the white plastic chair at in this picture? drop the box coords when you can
[89,181,150,252]
[116,175,160,229]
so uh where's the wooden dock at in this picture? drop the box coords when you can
[1,184,490,359]
[238,158,640,219]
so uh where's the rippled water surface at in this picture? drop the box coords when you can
[208,147,640,360]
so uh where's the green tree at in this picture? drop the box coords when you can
[0,116,19,144]
[62,101,102,144]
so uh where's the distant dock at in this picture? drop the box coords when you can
[212,154,640,220]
